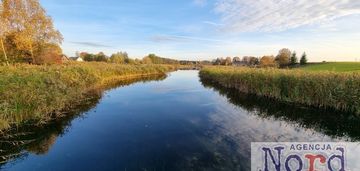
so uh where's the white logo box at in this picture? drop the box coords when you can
[251,142,360,171]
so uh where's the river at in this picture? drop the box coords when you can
[1,70,359,171]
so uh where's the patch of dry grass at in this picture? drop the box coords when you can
[200,66,360,114]
[0,62,175,129]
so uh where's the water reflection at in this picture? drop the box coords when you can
[0,75,166,168]
[200,76,360,141]
[1,71,359,171]
[198,76,360,170]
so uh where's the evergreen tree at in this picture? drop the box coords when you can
[290,51,298,65]
[300,52,308,65]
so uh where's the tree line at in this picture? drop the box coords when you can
[212,48,308,68]
[76,52,215,66]
[76,52,183,65]
[0,0,63,65]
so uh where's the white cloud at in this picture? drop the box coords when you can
[214,0,360,32]
[194,0,207,7]
[149,34,224,43]
[70,41,112,48]
[150,35,191,43]
[203,21,223,27]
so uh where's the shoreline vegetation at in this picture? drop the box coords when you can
[199,66,360,115]
[200,76,360,140]
[0,62,176,130]
[0,75,168,164]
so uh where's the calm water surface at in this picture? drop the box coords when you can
[1,70,359,171]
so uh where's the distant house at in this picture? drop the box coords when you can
[69,57,84,62]
[61,55,69,62]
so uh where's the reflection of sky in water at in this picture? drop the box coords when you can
[200,94,352,169]
[210,94,346,141]
[2,70,359,171]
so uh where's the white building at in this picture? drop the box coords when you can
[70,57,84,62]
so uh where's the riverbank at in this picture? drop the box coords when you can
[0,62,176,130]
[199,66,360,114]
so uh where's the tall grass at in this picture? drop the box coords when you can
[0,62,175,129]
[200,66,360,114]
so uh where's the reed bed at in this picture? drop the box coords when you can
[200,66,360,114]
[0,62,175,129]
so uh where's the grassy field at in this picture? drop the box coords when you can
[300,62,360,72]
[200,66,360,114]
[0,62,175,130]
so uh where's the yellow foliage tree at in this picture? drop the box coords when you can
[260,55,277,68]
[276,48,291,67]
[0,2,9,65]
[142,57,153,64]
[1,0,63,64]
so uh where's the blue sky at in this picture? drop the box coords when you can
[41,0,360,61]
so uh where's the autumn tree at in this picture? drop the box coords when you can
[82,52,108,62]
[260,55,277,68]
[83,53,96,61]
[95,52,108,62]
[300,52,308,65]
[248,57,259,66]
[79,52,88,59]
[142,56,153,64]
[134,59,141,64]
[145,54,179,64]
[110,52,126,64]
[232,57,240,63]
[220,58,226,65]
[242,56,250,64]
[145,54,156,63]
[0,2,9,65]
[126,58,136,64]
[276,48,291,67]
[213,58,222,65]
[36,43,62,64]
[224,57,232,66]
[1,0,63,64]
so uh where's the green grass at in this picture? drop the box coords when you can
[300,62,360,72]
[200,66,360,114]
[0,62,176,130]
